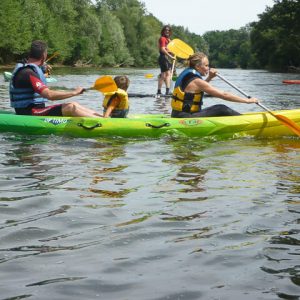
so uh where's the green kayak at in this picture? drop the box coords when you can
[3,71,57,83]
[0,109,299,139]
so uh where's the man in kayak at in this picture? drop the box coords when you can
[157,25,175,98]
[171,52,259,118]
[103,75,130,118]
[10,40,101,117]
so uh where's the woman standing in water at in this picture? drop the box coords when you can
[157,25,175,98]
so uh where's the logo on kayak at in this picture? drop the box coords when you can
[179,119,203,126]
[43,118,70,125]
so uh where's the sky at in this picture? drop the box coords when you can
[141,0,275,35]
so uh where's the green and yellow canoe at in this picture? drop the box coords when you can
[0,109,299,139]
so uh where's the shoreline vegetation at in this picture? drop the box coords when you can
[0,0,299,73]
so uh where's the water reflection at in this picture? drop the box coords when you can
[255,138,300,294]
[163,138,211,203]
[83,139,136,203]
[153,95,171,115]
[0,136,57,203]
[0,68,300,300]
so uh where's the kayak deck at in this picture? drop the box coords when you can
[0,109,299,139]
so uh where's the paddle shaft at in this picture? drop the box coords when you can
[216,73,276,117]
[128,93,171,98]
[170,55,176,90]
[217,73,300,136]
[46,51,59,63]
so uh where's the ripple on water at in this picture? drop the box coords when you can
[0,70,300,299]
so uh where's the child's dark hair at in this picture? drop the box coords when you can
[114,76,130,91]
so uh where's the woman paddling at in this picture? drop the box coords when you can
[171,52,259,118]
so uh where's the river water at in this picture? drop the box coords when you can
[0,67,299,300]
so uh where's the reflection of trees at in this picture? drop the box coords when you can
[273,139,300,194]
[86,139,135,202]
[0,136,73,238]
[260,139,300,294]
[164,139,209,203]
[152,138,213,247]
[261,234,300,294]
[1,136,54,200]
[153,97,172,115]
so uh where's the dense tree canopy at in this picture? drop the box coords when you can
[203,26,256,69]
[0,0,298,72]
[250,0,300,71]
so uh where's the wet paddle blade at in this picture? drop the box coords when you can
[92,76,117,93]
[167,39,194,59]
[274,114,300,137]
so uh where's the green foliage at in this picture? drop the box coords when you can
[0,0,297,72]
[137,15,161,66]
[0,0,211,67]
[251,0,300,71]
[0,0,32,62]
[203,27,256,68]
[97,4,133,66]
[69,1,102,64]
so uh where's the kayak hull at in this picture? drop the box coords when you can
[0,109,299,139]
[282,80,300,84]
[3,71,57,83]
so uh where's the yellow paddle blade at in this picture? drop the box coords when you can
[144,73,154,78]
[274,113,300,137]
[92,76,117,93]
[167,39,194,59]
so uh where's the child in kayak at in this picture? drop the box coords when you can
[103,76,130,118]
[171,52,259,118]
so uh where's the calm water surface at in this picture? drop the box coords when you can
[0,67,300,299]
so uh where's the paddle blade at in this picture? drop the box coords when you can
[167,39,194,59]
[274,114,300,137]
[92,76,117,93]
[144,73,154,78]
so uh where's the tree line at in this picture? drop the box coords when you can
[0,0,298,72]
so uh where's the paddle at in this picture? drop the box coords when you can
[85,76,117,93]
[217,73,300,137]
[128,93,171,98]
[167,39,194,59]
[170,55,177,88]
[46,51,59,63]
[144,73,154,78]
[85,77,171,98]
[43,51,60,77]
